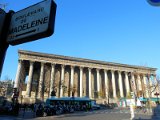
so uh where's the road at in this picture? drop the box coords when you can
[0,108,160,120]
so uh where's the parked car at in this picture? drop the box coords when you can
[91,100,100,110]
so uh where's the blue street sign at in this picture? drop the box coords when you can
[147,0,160,6]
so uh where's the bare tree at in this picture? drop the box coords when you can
[141,74,159,112]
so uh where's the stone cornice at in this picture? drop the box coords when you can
[18,50,157,74]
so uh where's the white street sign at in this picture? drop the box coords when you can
[7,0,56,45]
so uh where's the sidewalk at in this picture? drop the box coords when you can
[18,109,35,119]
[152,105,160,120]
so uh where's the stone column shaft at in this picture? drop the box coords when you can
[131,73,136,93]
[88,68,92,98]
[50,64,55,96]
[149,75,154,97]
[118,71,124,97]
[80,67,83,97]
[60,65,65,97]
[111,70,117,98]
[38,63,45,98]
[143,74,149,97]
[26,61,34,97]
[96,69,100,92]
[70,66,74,97]
[14,60,22,89]
[104,70,109,98]
[125,72,130,95]
[137,74,142,91]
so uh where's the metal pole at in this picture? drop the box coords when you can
[0,10,14,78]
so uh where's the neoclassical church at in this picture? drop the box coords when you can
[14,50,157,103]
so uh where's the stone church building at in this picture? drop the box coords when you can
[14,50,157,103]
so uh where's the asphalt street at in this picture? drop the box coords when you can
[0,108,160,120]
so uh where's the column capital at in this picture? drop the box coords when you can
[124,71,129,75]
[88,67,92,71]
[51,63,56,67]
[111,70,115,73]
[79,66,84,69]
[18,59,23,63]
[96,68,100,72]
[30,61,34,64]
[71,65,75,69]
[104,69,108,72]
[118,71,122,74]
[61,64,65,68]
[41,62,45,65]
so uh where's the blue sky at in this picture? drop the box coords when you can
[0,0,160,80]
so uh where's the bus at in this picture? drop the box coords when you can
[45,96,92,111]
[38,96,100,116]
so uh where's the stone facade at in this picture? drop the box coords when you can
[14,50,157,103]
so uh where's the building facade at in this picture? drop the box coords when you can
[14,50,157,103]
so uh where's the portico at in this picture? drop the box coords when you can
[14,50,157,103]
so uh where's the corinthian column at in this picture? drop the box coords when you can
[143,74,149,97]
[111,70,117,98]
[88,68,92,98]
[118,71,124,97]
[50,63,55,96]
[80,67,83,97]
[38,62,45,99]
[125,72,130,95]
[60,65,65,97]
[148,74,154,97]
[131,73,136,94]
[96,69,100,98]
[26,61,34,97]
[137,74,142,91]
[70,66,74,97]
[104,70,109,98]
[14,60,22,89]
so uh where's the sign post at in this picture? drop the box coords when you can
[0,9,6,77]
[0,9,14,78]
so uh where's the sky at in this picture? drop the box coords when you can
[0,0,160,80]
